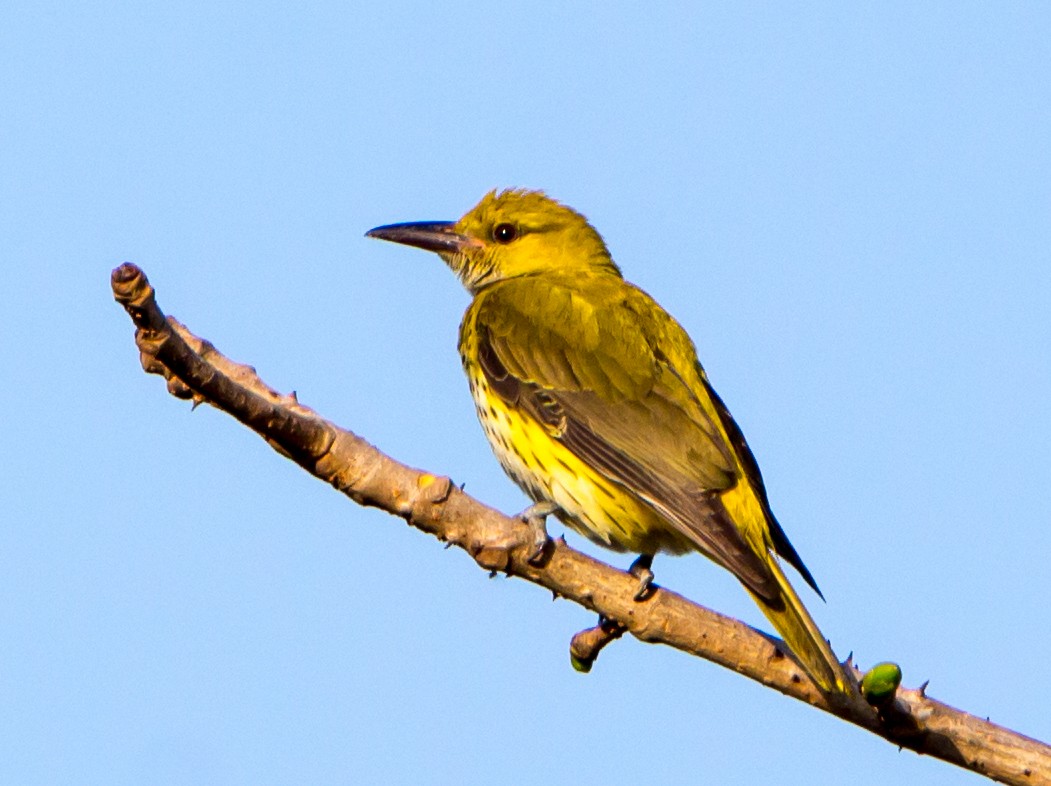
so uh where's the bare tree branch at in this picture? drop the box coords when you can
[111,263,1051,786]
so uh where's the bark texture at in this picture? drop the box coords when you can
[112,263,1050,786]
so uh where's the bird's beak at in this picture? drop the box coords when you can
[365,221,477,254]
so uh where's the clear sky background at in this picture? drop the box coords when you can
[2,3,1049,785]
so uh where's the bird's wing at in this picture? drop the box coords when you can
[701,377,823,597]
[469,275,778,600]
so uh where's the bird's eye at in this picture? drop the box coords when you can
[492,223,518,244]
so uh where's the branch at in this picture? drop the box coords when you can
[111,263,1050,785]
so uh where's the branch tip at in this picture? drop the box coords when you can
[570,616,627,673]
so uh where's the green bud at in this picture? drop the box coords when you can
[570,653,592,673]
[861,662,902,704]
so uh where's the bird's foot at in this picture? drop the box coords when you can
[516,500,559,565]
[629,553,655,601]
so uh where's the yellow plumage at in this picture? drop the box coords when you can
[460,306,690,557]
[368,189,847,693]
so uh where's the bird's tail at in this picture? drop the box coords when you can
[748,556,847,694]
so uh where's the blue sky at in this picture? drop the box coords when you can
[2,3,1049,784]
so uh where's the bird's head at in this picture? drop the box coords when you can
[367,189,620,292]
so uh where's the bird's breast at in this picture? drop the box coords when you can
[458,335,691,557]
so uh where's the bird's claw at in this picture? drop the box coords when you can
[517,501,559,565]
[629,554,655,601]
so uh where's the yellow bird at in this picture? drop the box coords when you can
[368,189,845,693]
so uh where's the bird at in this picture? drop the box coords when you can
[366,189,845,693]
